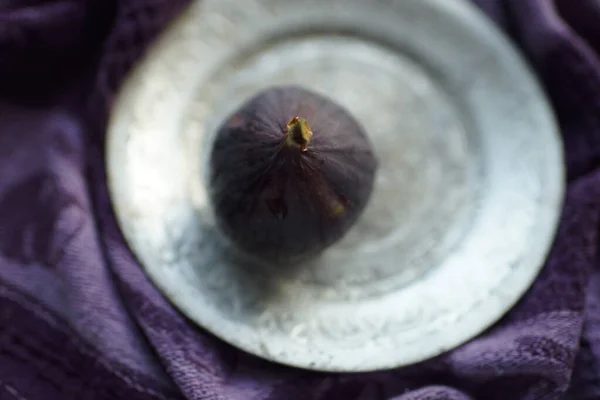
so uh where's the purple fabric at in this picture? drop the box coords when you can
[0,0,599,399]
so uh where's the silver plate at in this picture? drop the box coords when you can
[106,0,565,372]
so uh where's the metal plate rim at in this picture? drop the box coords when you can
[106,0,565,372]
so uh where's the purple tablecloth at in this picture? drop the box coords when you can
[0,0,599,399]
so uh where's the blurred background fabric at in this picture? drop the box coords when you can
[0,0,599,399]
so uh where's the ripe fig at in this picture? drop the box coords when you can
[208,85,378,264]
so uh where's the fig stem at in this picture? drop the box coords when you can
[285,117,313,152]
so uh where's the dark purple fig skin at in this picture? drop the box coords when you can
[208,85,378,264]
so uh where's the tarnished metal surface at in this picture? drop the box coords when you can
[106,0,565,371]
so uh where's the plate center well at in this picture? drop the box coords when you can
[185,33,479,298]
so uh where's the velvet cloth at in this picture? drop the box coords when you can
[0,1,599,399]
